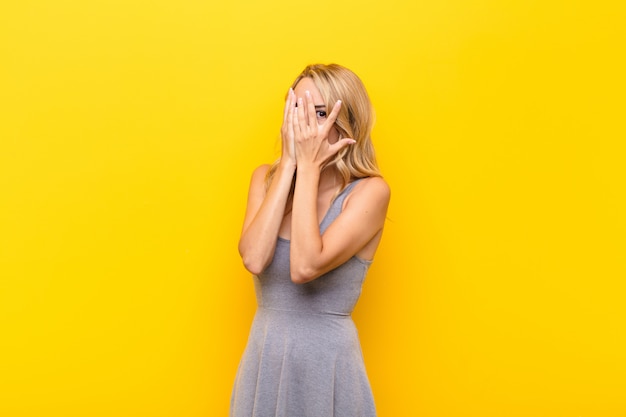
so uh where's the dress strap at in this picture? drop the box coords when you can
[339,178,364,197]
[320,178,366,234]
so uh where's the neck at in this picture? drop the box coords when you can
[318,166,342,193]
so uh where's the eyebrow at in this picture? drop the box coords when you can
[295,103,327,108]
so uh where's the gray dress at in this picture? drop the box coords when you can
[230,179,377,417]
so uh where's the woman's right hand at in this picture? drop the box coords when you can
[280,88,297,166]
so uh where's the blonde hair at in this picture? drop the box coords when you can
[266,63,381,202]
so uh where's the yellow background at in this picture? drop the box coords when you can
[1,0,625,415]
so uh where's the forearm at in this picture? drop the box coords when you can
[239,162,296,274]
[290,163,323,283]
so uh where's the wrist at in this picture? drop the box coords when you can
[277,159,297,177]
[295,160,321,172]
[278,157,297,171]
[294,162,321,184]
[298,158,322,171]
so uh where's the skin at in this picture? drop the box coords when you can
[238,77,390,284]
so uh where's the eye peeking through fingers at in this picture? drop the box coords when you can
[314,105,327,123]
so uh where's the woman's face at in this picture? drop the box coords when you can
[293,77,340,144]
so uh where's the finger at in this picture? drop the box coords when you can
[285,88,296,123]
[305,90,316,127]
[325,100,342,126]
[296,97,307,135]
[321,100,342,136]
[292,96,301,135]
[328,137,357,155]
[283,88,294,124]
[286,91,295,135]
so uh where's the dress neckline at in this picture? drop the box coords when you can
[277,178,363,242]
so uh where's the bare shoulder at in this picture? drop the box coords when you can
[244,164,271,205]
[248,164,271,189]
[251,164,271,181]
[344,176,391,210]
[352,176,390,199]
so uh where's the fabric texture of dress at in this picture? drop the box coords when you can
[230,179,377,417]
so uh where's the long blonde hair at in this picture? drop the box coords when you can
[266,63,381,202]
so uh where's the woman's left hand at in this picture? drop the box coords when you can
[292,91,356,168]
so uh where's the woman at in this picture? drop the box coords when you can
[231,64,390,417]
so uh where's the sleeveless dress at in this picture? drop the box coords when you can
[230,179,377,417]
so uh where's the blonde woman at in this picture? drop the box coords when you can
[231,64,390,417]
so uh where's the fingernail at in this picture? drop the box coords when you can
[305,90,310,97]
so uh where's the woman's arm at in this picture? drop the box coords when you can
[289,91,390,283]
[238,162,295,275]
[238,89,298,275]
[290,171,390,284]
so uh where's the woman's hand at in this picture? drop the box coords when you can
[292,91,356,169]
[280,88,297,167]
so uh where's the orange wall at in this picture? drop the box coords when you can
[1,0,625,415]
